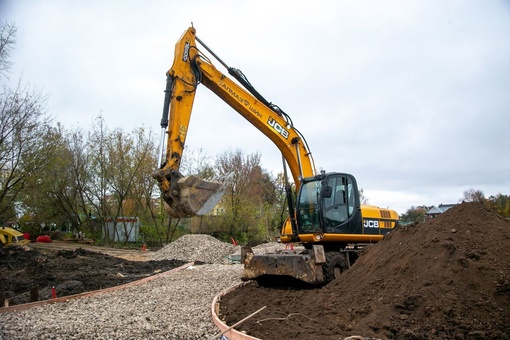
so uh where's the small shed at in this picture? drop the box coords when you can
[103,217,139,242]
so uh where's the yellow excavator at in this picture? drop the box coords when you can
[0,227,29,247]
[153,27,399,284]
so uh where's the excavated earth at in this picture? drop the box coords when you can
[0,246,186,306]
[220,202,510,339]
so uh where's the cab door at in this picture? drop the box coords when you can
[321,173,362,234]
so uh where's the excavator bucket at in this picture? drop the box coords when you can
[241,245,327,285]
[164,175,230,218]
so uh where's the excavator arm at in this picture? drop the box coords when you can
[153,27,316,219]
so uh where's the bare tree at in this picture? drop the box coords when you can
[105,127,155,242]
[0,22,16,77]
[180,147,215,179]
[87,120,157,242]
[462,188,485,203]
[86,115,112,239]
[215,149,275,242]
[67,128,95,233]
[359,188,369,205]
[130,129,165,245]
[0,79,53,224]
[486,193,510,218]
[20,126,94,232]
[400,205,429,223]
[0,90,54,220]
[17,124,69,226]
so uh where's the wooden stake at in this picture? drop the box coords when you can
[30,286,39,302]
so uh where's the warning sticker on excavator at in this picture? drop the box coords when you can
[179,125,187,140]
[182,41,190,62]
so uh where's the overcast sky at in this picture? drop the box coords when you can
[2,0,510,214]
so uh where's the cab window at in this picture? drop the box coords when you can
[323,175,355,227]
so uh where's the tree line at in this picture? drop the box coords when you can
[0,22,286,245]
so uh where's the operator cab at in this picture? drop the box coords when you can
[297,173,363,235]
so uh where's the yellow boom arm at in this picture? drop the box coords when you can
[154,27,315,217]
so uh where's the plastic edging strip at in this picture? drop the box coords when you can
[210,281,261,340]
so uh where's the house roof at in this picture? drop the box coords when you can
[427,203,457,215]
[427,206,442,214]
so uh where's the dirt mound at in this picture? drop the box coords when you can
[0,247,186,306]
[220,202,510,339]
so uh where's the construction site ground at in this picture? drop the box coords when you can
[0,241,185,306]
[1,202,509,339]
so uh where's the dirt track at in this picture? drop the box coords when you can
[29,240,154,261]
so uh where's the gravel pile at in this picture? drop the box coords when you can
[249,242,294,254]
[0,263,243,339]
[152,234,236,264]
[230,242,300,256]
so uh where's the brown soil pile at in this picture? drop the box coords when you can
[220,202,510,339]
[0,247,186,306]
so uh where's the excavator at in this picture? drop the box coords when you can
[0,226,29,247]
[153,27,399,284]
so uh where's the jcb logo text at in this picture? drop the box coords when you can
[364,220,379,228]
[268,117,289,140]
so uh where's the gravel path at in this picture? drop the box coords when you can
[0,263,243,339]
